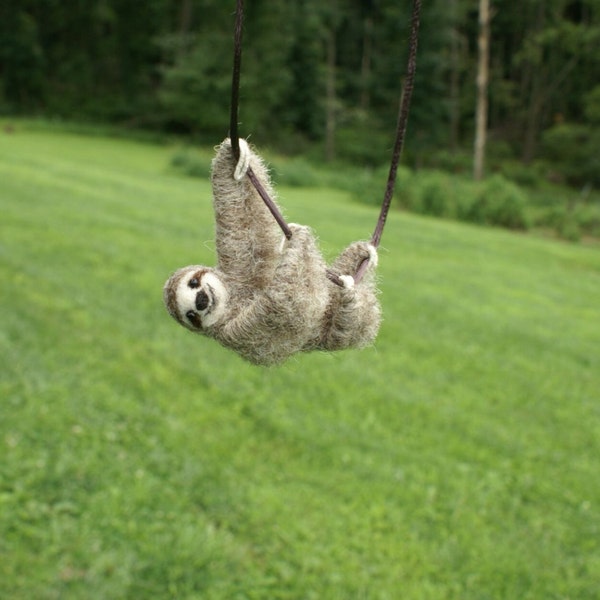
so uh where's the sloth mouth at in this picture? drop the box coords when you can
[185,310,202,329]
[203,284,217,312]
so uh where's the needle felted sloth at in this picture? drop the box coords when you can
[163,138,381,366]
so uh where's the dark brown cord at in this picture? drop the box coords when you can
[354,0,421,284]
[373,0,421,249]
[247,167,292,239]
[230,0,244,161]
[229,0,292,239]
[228,0,421,284]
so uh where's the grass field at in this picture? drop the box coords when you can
[1,123,599,599]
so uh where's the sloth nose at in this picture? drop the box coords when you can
[195,290,209,311]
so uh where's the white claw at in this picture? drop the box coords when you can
[234,139,251,181]
[367,244,379,267]
[340,275,355,289]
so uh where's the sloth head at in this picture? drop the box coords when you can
[163,266,229,333]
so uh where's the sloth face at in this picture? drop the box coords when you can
[163,267,229,332]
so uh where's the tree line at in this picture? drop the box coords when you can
[1,0,599,186]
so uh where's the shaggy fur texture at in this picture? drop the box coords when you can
[164,138,381,366]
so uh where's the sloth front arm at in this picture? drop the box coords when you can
[211,139,284,290]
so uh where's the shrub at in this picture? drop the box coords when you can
[465,175,530,230]
[541,123,600,187]
[335,126,393,167]
[311,162,413,208]
[531,197,600,242]
[417,172,457,218]
[403,170,480,222]
[576,204,600,238]
[542,206,582,242]
[170,148,211,179]
[422,149,472,174]
[500,160,547,188]
[559,213,582,242]
[270,157,322,188]
[346,165,412,207]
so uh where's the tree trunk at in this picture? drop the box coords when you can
[360,16,373,111]
[473,0,491,181]
[449,0,461,151]
[179,0,192,35]
[521,2,545,164]
[176,0,193,58]
[325,30,337,162]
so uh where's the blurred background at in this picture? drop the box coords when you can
[3,0,600,240]
[1,0,599,178]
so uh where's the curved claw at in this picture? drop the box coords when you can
[234,139,251,181]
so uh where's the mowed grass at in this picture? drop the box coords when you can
[0,124,599,599]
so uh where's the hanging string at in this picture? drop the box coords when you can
[353,0,421,284]
[229,0,244,161]
[229,0,293,239]
[228,0,421,284]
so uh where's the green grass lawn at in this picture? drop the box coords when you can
[1,124,599,599]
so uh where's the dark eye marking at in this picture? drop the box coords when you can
[195,290,210,311]
[188,278,200,289]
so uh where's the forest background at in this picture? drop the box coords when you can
[1,0,600,239]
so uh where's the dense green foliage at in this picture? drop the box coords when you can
[1,0,600,182]
[541,82,600,186]
[1,125,599,599]
[171,141,600,240]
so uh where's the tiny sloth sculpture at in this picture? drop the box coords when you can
[163,138,381,366]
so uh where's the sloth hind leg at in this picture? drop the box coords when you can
[329,241,378,282]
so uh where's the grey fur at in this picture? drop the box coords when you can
[164,138,381,366]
